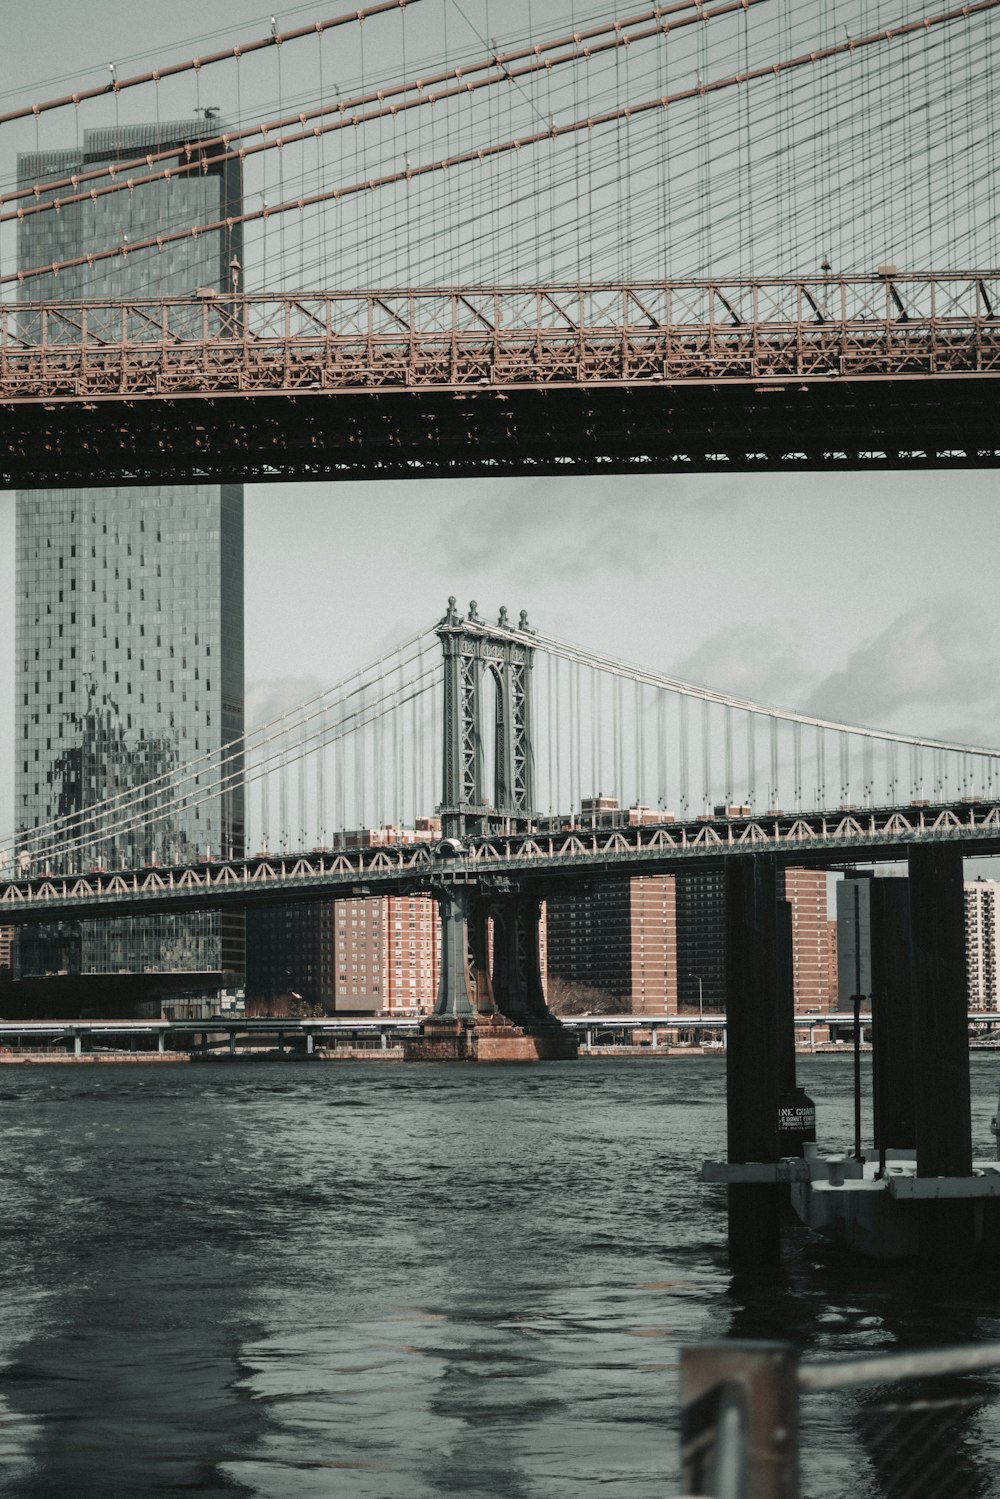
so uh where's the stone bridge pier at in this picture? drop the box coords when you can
[404,881,576,1061]
[404,599,576,1061]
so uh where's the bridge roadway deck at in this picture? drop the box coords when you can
[3,798,999,925]
[3,376,999,486]
[2,277,998,483]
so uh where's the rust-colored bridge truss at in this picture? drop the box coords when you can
[2,272,999,485]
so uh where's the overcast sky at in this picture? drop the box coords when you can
[2,2,999,866]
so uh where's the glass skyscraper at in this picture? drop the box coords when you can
[15,120,245,980]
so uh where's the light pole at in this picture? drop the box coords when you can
[688,973,704,1021]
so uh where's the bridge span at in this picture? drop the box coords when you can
[3,796,1000,925]
[2,274,998,485]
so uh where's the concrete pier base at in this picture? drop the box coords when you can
[403,1016,578,1063]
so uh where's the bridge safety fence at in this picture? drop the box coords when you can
[681,1339,1000,1499]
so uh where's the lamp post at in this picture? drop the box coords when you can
[689,973,704,1020]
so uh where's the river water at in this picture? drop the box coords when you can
[1,1055,1000,1498]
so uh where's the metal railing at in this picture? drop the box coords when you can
[2,274,998,403]
[681,1339,1000,1499]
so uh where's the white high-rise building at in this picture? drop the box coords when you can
[965,879,1000,1010]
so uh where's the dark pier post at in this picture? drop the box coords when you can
[725,853,787,1267]
[490,892,550,1028]
[870,877,916,1159]
[907,843,974,1268]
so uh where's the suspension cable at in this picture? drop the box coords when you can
[0,1,422,128]
[8,0,994,289]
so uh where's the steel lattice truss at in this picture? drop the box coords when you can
[1,273,999,483]
[5,798,1000,923]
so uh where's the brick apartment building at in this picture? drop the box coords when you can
[965,878,1000,1010]
[545,795,837,1014]
[784,868,837,1012]
[246,821,441,1013]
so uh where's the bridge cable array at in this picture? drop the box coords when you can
[2,0,997,291]
[6,613,1000,879]
[2,626,442,874]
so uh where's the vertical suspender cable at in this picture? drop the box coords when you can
[840,730,850,805]
[575,662,581,815]
[374,663,385,831]
[575,660,583,812]
[317,702,327,847]
[770,717,779,811]
[416,680,425,833]
[590,665,598,804]
[793,720,802,811]
[862,737,874,806]
[337,696,347,839]
[595,667,604,797]
[410,686,419,828]
[279,727,289,850]
[547,651,555,813]
[746,711,756,810]
[356,688,366,831]
[568,659,577,815]
[657,689,667,810]
[555,656,563,815]
[615,674,625,809]
[395,650,404,828]
[299,733,308,850]
[702,699,712,813]
[679,693,689,815]
[816,725,825,812]
[724,703,733,806]
[432,667,442,829]
[636,680,644,808]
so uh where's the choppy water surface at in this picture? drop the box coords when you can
[1,1055,1000,1498]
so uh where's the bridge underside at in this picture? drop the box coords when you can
[3,377,998,487]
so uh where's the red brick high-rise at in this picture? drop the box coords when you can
[784,868,836,1012]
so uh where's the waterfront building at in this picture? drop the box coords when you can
[545,799,678,1013]
[965,878,1000,1010]
[246,822,442,1013]
[15,120,244,983]
[246,903,336,1009]
[784,868,836,1011]
[675,869,726,1012]
[826,917,839,1005]
[0,927,12,972]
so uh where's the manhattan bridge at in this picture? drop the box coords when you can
[0,0,999,1032]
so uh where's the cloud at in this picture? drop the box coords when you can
[433,475,748,579]
[246,676,326,730]
[804,599,1000,740]
[673,625,811,708]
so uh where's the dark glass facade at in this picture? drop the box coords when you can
[675,871,726,1009]
[15,122,244,979]
[247,904,337,1008]
[546,879,633,1004]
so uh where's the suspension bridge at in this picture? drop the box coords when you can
[1,0,999,481]
[2,599,998,1042]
